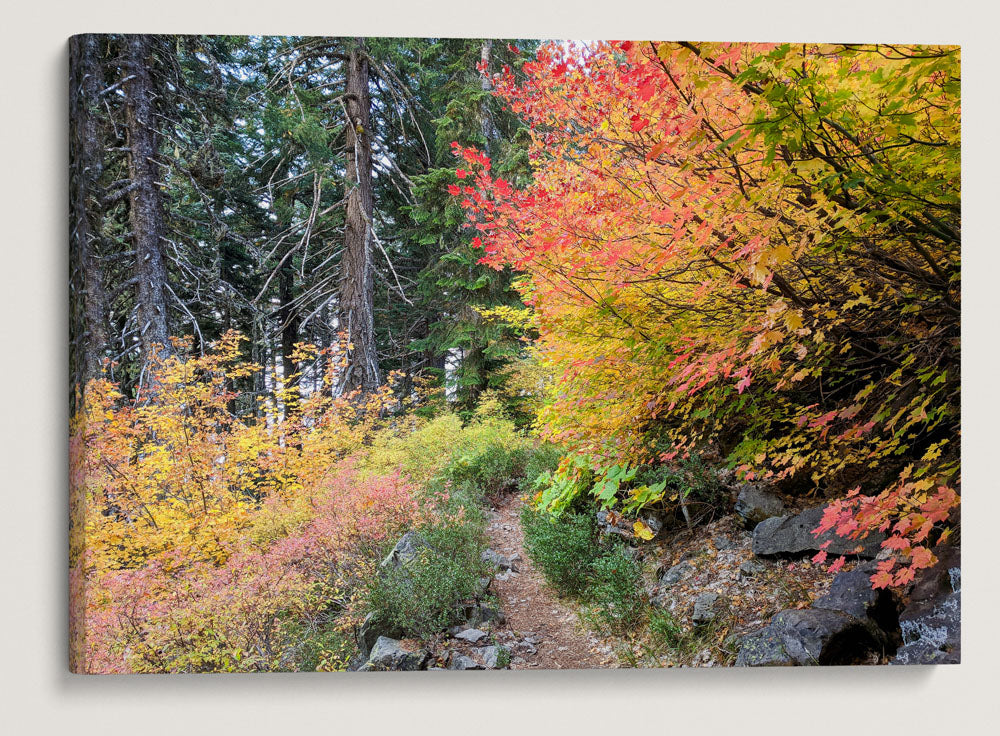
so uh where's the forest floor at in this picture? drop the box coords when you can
[473,491,845,669]
[484,493,618,670]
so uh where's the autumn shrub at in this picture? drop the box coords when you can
[360,393,530,492]
[75,458,425,673]
[585,547,647,635]
[360,413,466,485]
[454,41,960,588]
[520,503,602,597]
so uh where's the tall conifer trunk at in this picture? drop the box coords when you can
[123,34,173,375]
[69,34,111,386]
[337,39,379,394]
[460,39,499,409]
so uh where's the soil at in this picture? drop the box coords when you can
[484,493,617,669]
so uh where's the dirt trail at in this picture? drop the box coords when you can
[486,493,616,669]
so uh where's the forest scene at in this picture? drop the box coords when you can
[68,36,960,673]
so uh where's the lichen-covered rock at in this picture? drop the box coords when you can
[454,628,489,644]
[891,546,961,665]
[380,530,431,572]
[482,548,517,572]
[362,636,428,671]
[751,506,884,558]
[734,485,785,528]
[455,601,506,629]
[712,535,737,551]
[658,560,693,586]
[692,592,727,626]
[476,645,501,668]
[735,608,883,666]
[738,559,766,579]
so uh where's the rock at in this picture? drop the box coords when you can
[363,636,428,671]
[476,645,501,668]
[734,485,786,528]
[751,506,885,559]
[454,627,489,644]
[658,560,693,586]
[814,564,900,636]
[513,639,537,655]
[482,548,517,572]
[734,626,794,667]
[713,535,737,551]
[596,510,631,538]
[380,530,431,572]
[476,576,493,597]
[738,559,766,579]
[447,653,484,670]
[692,592,727,626]
[357,612,404,658]
[456,601,506,628]
[735,608,883,666]
[640,514,664,539]
[891,546,961,665]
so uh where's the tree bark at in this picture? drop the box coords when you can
[337,39,380,394]
[123,34,173,374]
[69,34,111,386]
[479,39,498,154]
[278,263,301,415]
[457,38,500,408]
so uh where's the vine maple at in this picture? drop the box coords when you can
[452,41,960,588]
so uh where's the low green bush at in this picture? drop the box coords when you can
[520,504,602,597]
[445,442,529,498]
[586,547,647,635]
[365,499,488,638]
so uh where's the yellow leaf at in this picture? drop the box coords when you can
[783,310,803,331]
[633,520,655,541]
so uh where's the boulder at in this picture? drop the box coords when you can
[734,485,786,528]
[640,514,664,540]
[751,506,885,558]
[596,510,632,538]
[475,576,493,597]
[476,645,501,668]
[380,530,431,572]
[455,601,506,628]
[362,636,428,671]
[447,653,484,670]
[692,592,727,626]
[891,546,961,665]
[482,548,517,572]
[735,608,883,666]
[454,628,489,644]
[813,564,901,640]
[357,612,404,658]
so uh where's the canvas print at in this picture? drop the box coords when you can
[69,36,960,673]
